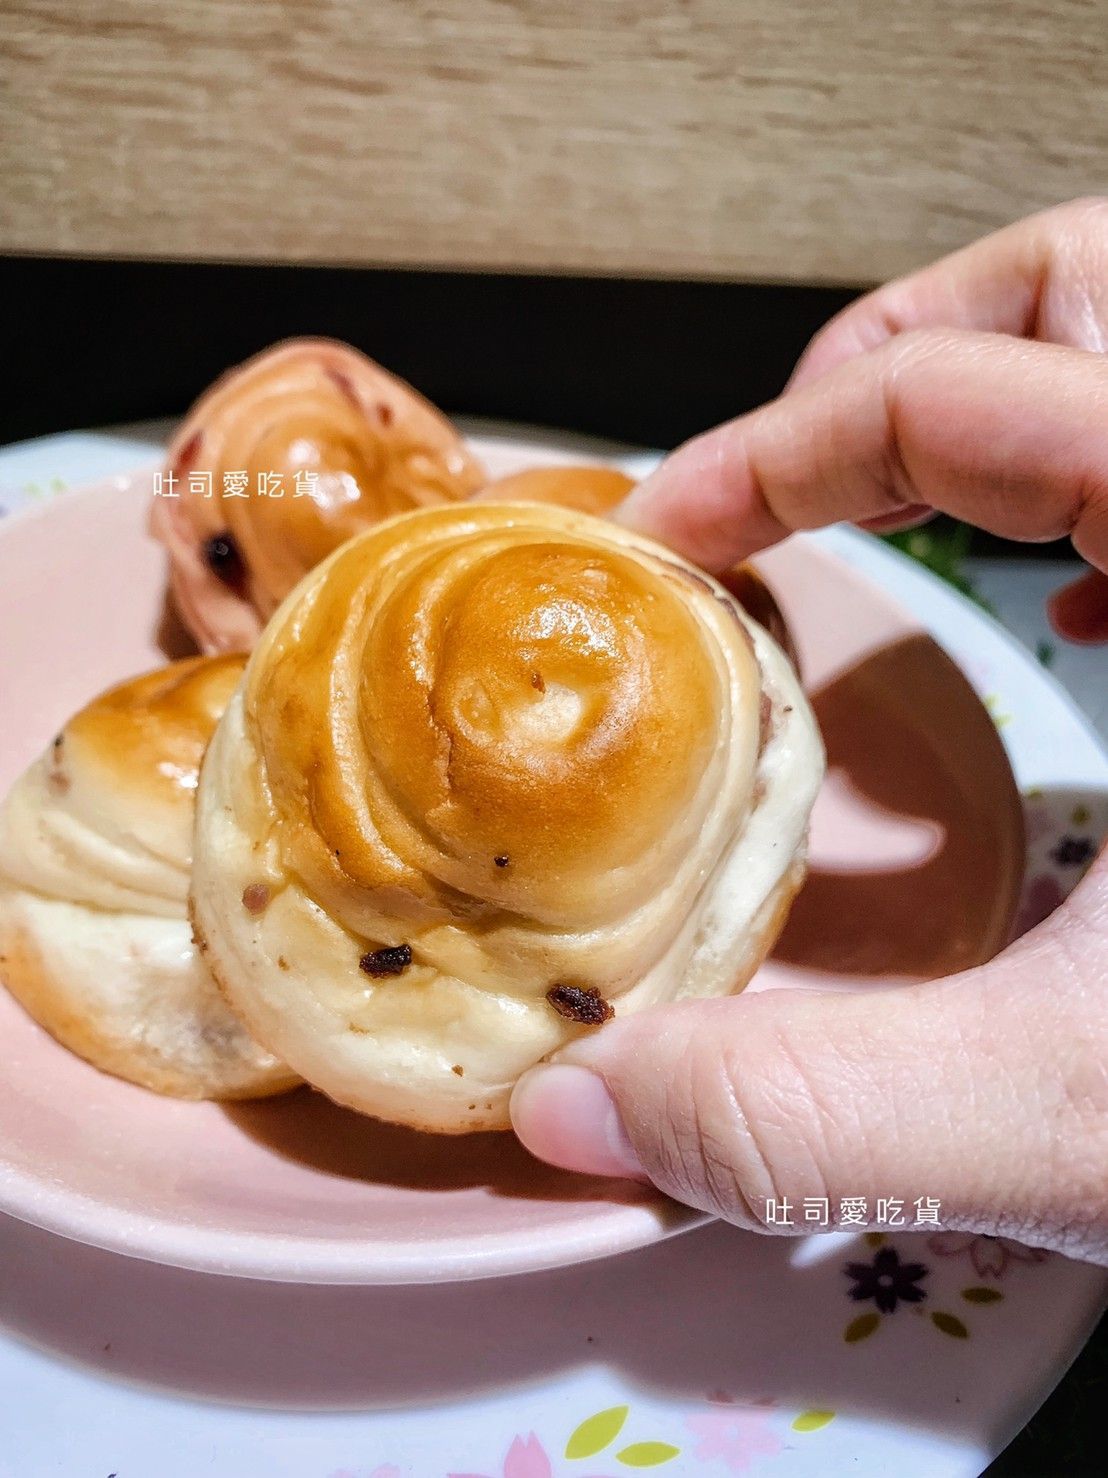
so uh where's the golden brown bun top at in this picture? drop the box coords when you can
[475,465,635,517]
[62,655,245,829]
[478,463,796,666]
[246,501,762,930]
[0,656,246,916]
[155,339,486,640]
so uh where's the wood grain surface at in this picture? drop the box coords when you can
[1,1,1105,285]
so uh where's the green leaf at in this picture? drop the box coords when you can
[931,1311,970,1338]
[961,1286,1004,1304]
[883,521,994,614]
[565,1405,629,1459]
[792,1410,836,1433]
[616,1442,681,1467]
[844,1312,881,1343]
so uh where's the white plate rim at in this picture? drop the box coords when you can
[0,423,1105,1478]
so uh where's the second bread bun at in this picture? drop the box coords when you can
[150,338,486,653]
[0,658,299,1099]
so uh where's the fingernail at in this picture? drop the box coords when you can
[510,1063,649,1182]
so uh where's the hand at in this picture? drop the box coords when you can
[617,196,1108,641]
[510,199,1108,1264]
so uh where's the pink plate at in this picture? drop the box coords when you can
[0,437,1025,1284]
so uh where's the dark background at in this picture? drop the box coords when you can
[0,251,1098,1472]
[2,254,853,449]
[0,253,1079,566]
[0,253,1078,572]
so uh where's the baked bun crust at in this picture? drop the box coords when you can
[192,502,823,1132]
[476,465,797,663]
[150,338,486,652]
[0,657,298,1099]
[475,464,638,517]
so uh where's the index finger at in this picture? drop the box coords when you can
[791,197,1108,390]
[616,329,1108,574]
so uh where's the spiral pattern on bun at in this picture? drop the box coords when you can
[0,658,298,1099]
[150,338,485,652]
[477,464,798,664]
[191,502,823,1132]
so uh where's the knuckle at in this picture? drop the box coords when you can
[1028,198,1108,356]
[626,1009,765,1225]
[1042,989,1108,1260]
[1041,197,1108,290]
[643,997,838,1231]
[1049,194,1108,236]
[881,324,966,368]
[651,1026,760,1221]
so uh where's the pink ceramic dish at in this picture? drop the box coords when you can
[0,437,1024,1284]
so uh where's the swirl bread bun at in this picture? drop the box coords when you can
[150,338,485,653]
[477,464,798,665]
[0,658,298,1099]
[191,502,823,1132]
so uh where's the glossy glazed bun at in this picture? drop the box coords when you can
[477,464,797,664]
[192,502,823,1132]
[0,658,298,1099]
[475,464,638,517]
[150,339,485,652]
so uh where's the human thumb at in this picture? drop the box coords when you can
[511,850,1108,1262]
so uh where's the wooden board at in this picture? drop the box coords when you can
[1,0,1105,285]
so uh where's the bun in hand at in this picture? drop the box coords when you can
[191,502,823,1132]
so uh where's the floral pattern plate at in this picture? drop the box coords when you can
[0,424,1105,1477]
